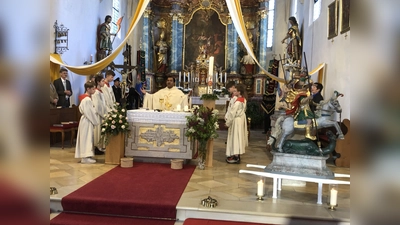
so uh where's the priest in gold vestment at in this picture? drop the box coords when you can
[141,76,188,110]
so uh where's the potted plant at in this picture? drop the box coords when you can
[200,93,219,109]
[100,102,130,164]
[185,105,219,169]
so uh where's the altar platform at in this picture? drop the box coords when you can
[125,109,194,160]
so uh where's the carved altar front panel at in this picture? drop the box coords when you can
[126,109,193,159]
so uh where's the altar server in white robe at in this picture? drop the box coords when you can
[92,75,108,151]
[141,76,188,110]
[75,82,100,164]
[101,70,116,112]
[225,84,248,164]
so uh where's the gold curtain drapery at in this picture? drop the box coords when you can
[49,0,150,78]
[226,0,285,83]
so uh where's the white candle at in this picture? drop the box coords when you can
[184,105,188,111]
[225,72,227,83]
[330,188,338,206]
[188,72,190,83]
[257,180,264,196]
[90,54,93,62]
[176,104,181,111]
[208,56,214,76]
[183,72,186,82]
[179,72,181,82]
[220,72,222,83]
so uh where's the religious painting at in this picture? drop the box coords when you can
[255,79,262,94]
[184,9,226,68]
[327,0,338,39]
[340,0,350,34]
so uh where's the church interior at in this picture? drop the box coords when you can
[49,0,355,224]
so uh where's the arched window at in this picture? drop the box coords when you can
[313,0,321,22]
[111,0,121,35]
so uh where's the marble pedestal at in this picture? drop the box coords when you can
[265,151,334,179]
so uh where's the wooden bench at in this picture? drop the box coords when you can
[240,164,350,204]
[50,106,81,149]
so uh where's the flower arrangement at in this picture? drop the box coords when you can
[100,102,130,145]
[185,105,219,168]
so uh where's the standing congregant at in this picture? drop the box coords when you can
[53,67,73,108]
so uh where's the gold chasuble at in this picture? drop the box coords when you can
[143,87,188,110]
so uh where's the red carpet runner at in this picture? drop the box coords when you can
[51,162,195,224]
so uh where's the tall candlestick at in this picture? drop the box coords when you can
[225,72,227,83]
[179,72,181,83]
[257,180,264,196]
[208,56,214,76]
[330,188,338,206]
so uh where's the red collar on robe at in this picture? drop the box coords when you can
[105,82,110,87]
[96,88,103,93]
[78,93,91,103]
[236,97,245,103]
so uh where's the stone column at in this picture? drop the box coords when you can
[227,17,239,75]
[170,3,184,74]
[142,8,153,73]
[257,5,268,73]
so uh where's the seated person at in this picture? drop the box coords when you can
[141,76,189,110]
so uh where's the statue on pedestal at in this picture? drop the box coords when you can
[156,29,168,73]
[281,16,302,64]
[97,15,116,61]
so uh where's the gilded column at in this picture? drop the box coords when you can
[227,17,239,74]
[142,9,153,72]
[170,3,183,73]
[257,3,268,73]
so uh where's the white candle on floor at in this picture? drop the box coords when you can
[257,179,264,196]
[184,105,188,111]
[330,188,338,206]
[176,104,181,111]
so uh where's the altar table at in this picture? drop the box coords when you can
[126,109,193,159]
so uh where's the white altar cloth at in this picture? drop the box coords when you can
[127,109,191,125]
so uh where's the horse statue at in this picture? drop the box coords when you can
[268,91,344,152]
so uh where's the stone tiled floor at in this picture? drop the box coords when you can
[50,129,350,224]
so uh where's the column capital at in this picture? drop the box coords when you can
[144,9,152,18]
[226,16,232,24]
[258,9,268,19]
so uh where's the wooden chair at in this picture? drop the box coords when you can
[50,123,78,149]
[50,105,80,148]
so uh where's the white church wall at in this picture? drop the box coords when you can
[50,0,128,106]
[302,0,350,120]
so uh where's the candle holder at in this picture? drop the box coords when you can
[328,204,338,211]
[327,184,338,210]
[255,193,265,201]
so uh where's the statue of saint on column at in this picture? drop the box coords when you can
[156,30,168,73]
